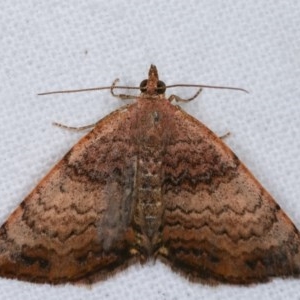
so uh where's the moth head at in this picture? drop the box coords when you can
[139,64,166,95]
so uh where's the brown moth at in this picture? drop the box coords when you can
[0,65,299,285]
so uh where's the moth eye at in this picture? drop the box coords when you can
[157,80,166,94]
[140,79,148,92]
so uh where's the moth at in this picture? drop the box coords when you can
[0,65,299,285]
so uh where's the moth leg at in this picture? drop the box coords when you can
[52,122,96,131]
[168,88,202,103]
[110,78,137,100]
[219,132,231,139]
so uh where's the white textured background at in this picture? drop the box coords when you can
[0,1,300,299]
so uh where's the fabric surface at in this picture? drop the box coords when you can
[0,1,300,299]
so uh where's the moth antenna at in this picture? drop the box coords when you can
[37,86,141,96]
[165,84,249,93]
